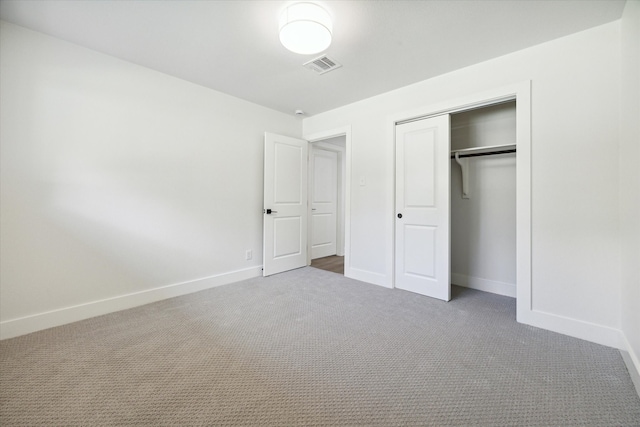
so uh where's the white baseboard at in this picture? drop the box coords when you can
[0,266,262,340]
[621,334,640,397]
[517,307,625,350]
[346,267,391,288]
[451,273,516,298]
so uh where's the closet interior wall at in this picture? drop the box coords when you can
[450,101,517,298]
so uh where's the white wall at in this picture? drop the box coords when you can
[450,103,516,297]
[303,22,622,345]
[619,0,640,373]
[0,21,301,338]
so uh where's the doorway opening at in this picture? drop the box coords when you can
[308,135,346,275]
[262,126,351,278]
[450,101,517,299]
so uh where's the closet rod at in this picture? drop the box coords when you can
[450,149,516,159]
[450,143,516,159]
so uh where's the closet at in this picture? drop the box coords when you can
[394,100,517,301]
[450,101,517,298]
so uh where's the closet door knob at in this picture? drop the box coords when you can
[397,213,403,219]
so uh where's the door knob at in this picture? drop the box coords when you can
[265,209,278,214]
[397,213,403,218]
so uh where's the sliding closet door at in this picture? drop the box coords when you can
[395,115,451,301]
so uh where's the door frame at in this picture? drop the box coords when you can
[304,126,352,275]
[388,81,531,323]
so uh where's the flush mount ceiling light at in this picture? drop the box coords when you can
[279,2,332,55]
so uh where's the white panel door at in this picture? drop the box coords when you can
[310,147,338,259]
[263,132,308,276]
[395,115,451,301]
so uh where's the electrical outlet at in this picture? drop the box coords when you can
[245,250,252,260]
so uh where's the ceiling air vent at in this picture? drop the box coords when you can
[303,55,342,75]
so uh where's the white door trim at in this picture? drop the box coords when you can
[303,126,352,277]
[388,81,531,323]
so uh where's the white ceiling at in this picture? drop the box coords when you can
[0,0,626,116]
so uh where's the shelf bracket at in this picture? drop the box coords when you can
[454,151,470,199]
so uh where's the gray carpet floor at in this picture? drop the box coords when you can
[1,267,639,426]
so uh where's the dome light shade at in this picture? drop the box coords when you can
[279,3,332,55]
